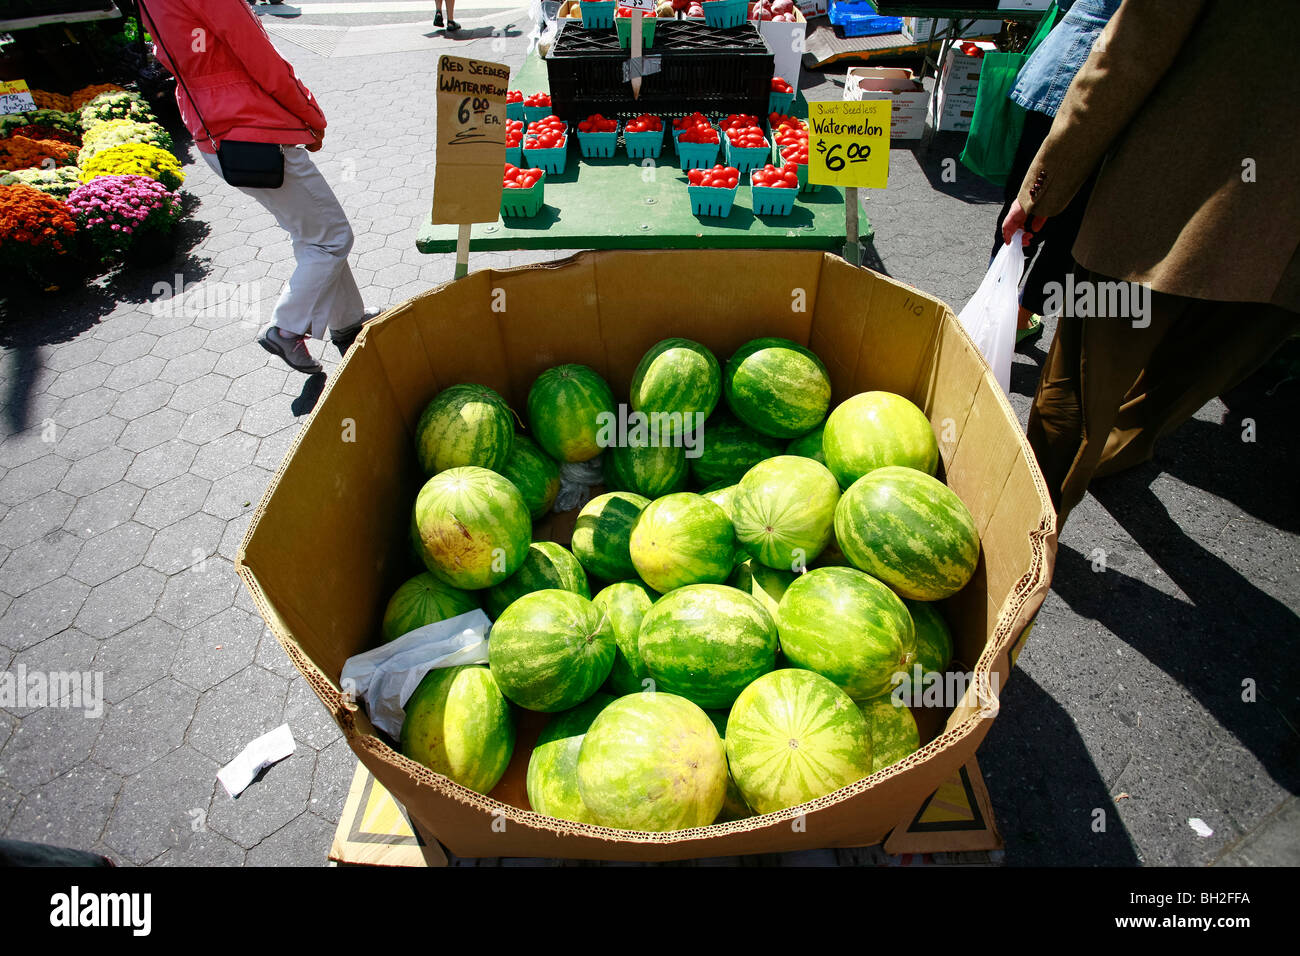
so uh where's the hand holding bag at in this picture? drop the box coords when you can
[957,230,1025,394]
[140,0,286,188]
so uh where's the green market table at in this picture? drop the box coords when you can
[417,48,870,256]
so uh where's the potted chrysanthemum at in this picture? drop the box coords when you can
[0,182,80,289]
[66,173,183,267]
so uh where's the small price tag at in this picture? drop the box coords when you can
[807,99,890,189]
[618,0,656,10]
[0,80,38,116]
[433,55,509,225]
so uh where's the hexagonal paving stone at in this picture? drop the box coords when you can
[245,808,335,867]
[42,336,106,372]
[205,323,257,354]
[283,675,343,753]
[50,415,128,462]
[134,473,212,530]
[65,481,145,539]
[118,407,185,453]
[213,347,271,381]
[154,557,240,630]
[0,707,14,756]
[93,678,200,776]
[110,380,176,420]
[67,521,153,587]
[46,362,111,399]
[58,446,134,497]
[151,326,209,360]
[167,375,234,417]
[0,576,89,651]
[187,665,289,765]
[179,401,244,445]
[203,465,272,521]
[0,454,71,508]
[104,355,166,393]
[255,626,300,680]
[92,616,181,706]
[53,387,119,430]
[102,745,220,866]
[4,628,100,716]
[98,332,159,366]
[153,827,246,866]
[73,566,165,639]
[142,511,224,575]
[253,426,298,471]
[218,512,253,562]
[226,366,289,408]
[309,736,357,824]
[240,395,299,438]
[0,430,59,470]
[0,488,75,549]
[6,762,123,851]
[0,703,103,791]
[171,606,264,692]
[206,748,315,850]
[190,431,259,482]
[123,439,198,489]
[160,350,219,386]
[0,529,82,597]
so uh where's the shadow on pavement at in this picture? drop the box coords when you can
[291,372,328,417]
[980,667,1142,865]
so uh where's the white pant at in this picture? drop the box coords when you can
[204,147,363,340]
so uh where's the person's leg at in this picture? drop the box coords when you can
[434,0,444,26]
[1095,298,1300,477]
[446,0,458,30]
[990,109,1054,332]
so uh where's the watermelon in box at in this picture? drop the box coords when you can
[525,692,616,824]
[592,580,658,696]
[629,492,735,593]
[379,572,479,644]
[570,491,650,583]
[400,665,515,795]
[723,337,831,439]
[497,434,561,520]
[411,466,531,590]
[729,454,840,571]
[483,541,590,620]
[823,390,938,488]
[629,337,721,434]
[690,411,785,487]
[527,364,616,463]
[414,383,515,476]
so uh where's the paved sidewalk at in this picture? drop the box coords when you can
[0,10,1295,866]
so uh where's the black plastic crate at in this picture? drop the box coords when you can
[546,19,774,126]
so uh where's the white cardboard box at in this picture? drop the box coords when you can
[843,66,930,140]
[796,0,827,17]
[903,17,1003,42]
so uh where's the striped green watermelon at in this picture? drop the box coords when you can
[414,384,515,476]
[483,541,590,620]
[629,337,721,435]
[526,364,616,463]
[700,481,736,514]
[412,466,531,589]
[629,492,735,593]
[860,695,920,773]
[726,668,873,815]
[705,710,754,822]
[786,423,826,464]
[727,558,796,618]
[525,692,615,823]
[834,465,980,601]
[637,583,777,709]
[488,589,615,712]
[690,412,785,488]
[400,665,515,795]
[723,337,831,439]
[570,491,650,582]
[730,455,841,571]
[592,580,658,696]
[603,441,688,498]
[576,692,726,831]
[776,566,916,700]
[823,391,938,488]
[380,572,479,644]
[905,598,955,676]
[498,434,561,520]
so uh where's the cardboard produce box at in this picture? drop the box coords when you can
[238,249,1057,862]
[844,66,930,140]
[903,17,1002,42]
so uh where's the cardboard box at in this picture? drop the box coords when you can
[903,17,1003,42]
[843,66,930,140]
[238,249,1057,862]
[935,40,994,132]
[796,0,827,17]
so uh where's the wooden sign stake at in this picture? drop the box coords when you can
[844,186,861,267]
[454,223,472,279]
[631,11,643,99]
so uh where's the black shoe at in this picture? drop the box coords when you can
[433,11,444,26]
[448,19,460,31]
[330,309,381,357]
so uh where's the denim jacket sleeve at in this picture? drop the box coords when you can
[1010,0,1122,117]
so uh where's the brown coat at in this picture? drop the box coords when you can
[1018,0,1300,311]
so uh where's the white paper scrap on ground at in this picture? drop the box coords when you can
[218,724,296,798]
[339,609,491,739]
[1188,817,1214,837]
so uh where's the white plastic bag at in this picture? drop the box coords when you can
[339,609,491,740]
[957,230,1024,394]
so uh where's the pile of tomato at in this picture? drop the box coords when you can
[719,114,761,133]
[524,115,567,151]
[771,76,794,95]
[507,90,523,104]
[503,164,544,190]
[774,119,809,166]
[687,165,741,190]
[505,119,524,150]
[724,123,768,151]
[524,92,551,108]
[676,113,719,145]
[577,114,619,134]
[625,114,663,133]
[751,163,798,189]
[769,112,801,131]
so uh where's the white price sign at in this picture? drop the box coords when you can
[618,0,656,10]
[0,80,38,116]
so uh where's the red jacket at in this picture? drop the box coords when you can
[139,0,326,153]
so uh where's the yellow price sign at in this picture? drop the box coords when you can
[0,79,37,116]
[807,99,890,189]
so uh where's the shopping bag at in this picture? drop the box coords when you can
[959,2,1060,185]
[957,231,1024,394]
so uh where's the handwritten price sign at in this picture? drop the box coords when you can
[0,80,38,117]
[618,0,656,10]
[433,55,509,225]
[807,99,890,189]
